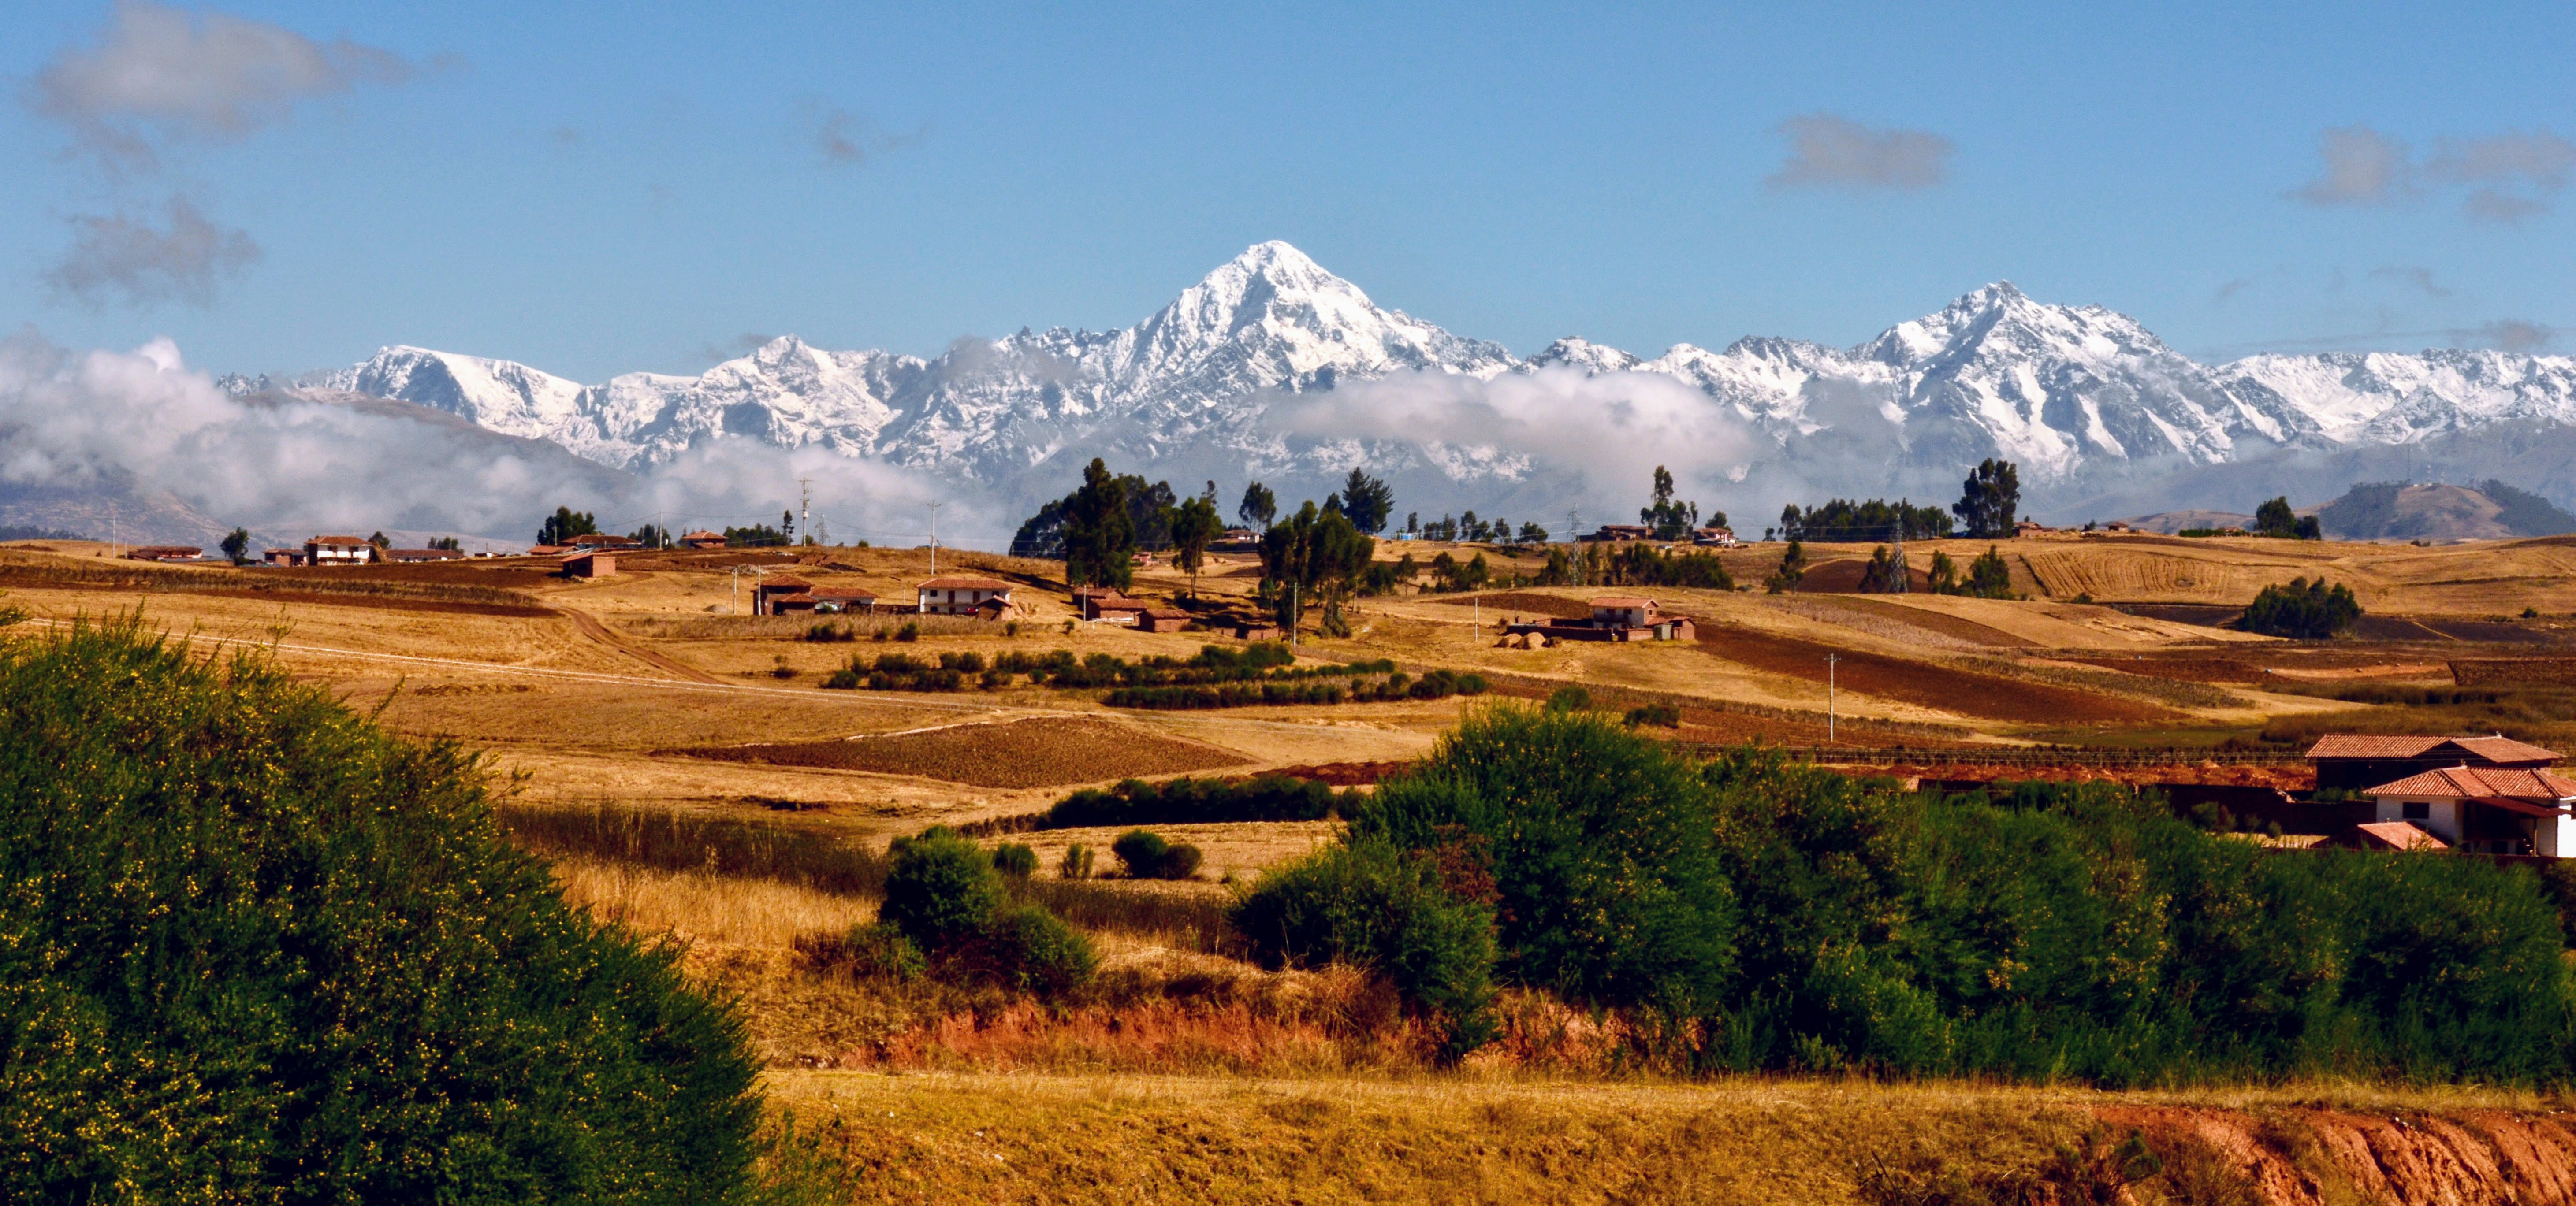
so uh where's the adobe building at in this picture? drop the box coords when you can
[916,576,1013,616]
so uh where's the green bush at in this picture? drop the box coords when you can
[991,842,1039,879]
[1109,829,1203,879]
[1228,841,1498,1061]
[1043,774,1337,829]
[2241,576,2361,638]
[1059,843,1095,880]
[0,618,767,1202]
[1352,705,1735,1015]
[1623,703,1681,728]
[878,827,1094,996]
[827,921,928,982]
[1544,685,1592,712]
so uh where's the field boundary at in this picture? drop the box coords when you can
[1688,744,2311,768]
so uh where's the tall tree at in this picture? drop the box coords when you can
[1260,501,1374,636]
[218,528,250,566]
[1061,458,1135,590]
[1169,492,1222,598]
[537,506,599,546]
[1952,459,2021,539]
[1338,468,1395,535]
[1238,481,1277,529]
[1640,465,1701,541]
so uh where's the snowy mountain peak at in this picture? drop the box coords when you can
[1528,337,1642,374]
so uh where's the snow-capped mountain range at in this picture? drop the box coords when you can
[224,241,2576,521]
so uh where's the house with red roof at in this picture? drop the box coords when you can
[1504,596,1696,643]
[916,576,1014,617]
[2311,735,2576,856]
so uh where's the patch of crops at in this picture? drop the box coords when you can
[1106,667,1488,710]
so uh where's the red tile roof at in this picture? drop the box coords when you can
[2306,734,2561,763]
[309,535,369,547]
[2349,821,2448,851]
[2365,765,2576,800]
[918,576,1012,591]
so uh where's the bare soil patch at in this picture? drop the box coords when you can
[674,716,1250,788]
[1798,596,2037,647]
[1436,591,1593,620]
[1694,625,2176,725]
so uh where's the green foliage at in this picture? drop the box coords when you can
[1594,542,1733,588]
[0,618,766,1202]
[1062,457,1137,589]
[1952,458,2021,539]
[723,523,786,547]
[1545,685,1593,712]
[2252,496,2322,540]
[1058,843,1096,880]
[1169,488,1223,593]
[537,504,599,545]
[218,526,250,564]
[1042,775,1339,829]
[1338,468,1396,534]
[1111,830,1203,880]
[1961,546,2015,598]
[2241,576,2361,638]
[1228,841,1499,1061]
[1640,464,1702,541]
[1623,703,1681,728]
[1238,481,1277,528]
[879,827,1095,995]
[828,922,928,982]
[2478,479,2576,537]
[1765,539,1807,593]
[1778,498,1951,542]
[1857,545,1908,593]
[1352,706,1736,1015]
[991,842,1039,879]
[1262,501,1375,629]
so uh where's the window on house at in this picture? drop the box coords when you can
[2401,801,2430,820]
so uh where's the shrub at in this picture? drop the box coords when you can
[878,827,1094,995]
[1352,705,1735,1015]
[0,618,766,1201]
[1229,841,1498,1061]
[1042,775,1337,829]
[1158,842,1205,879]
[822,921,927,982]
[991,842,1039,879]
[2241,576,2361,639]
[1544,685,1592,712]
[896,621,920,642]
[1059,843,1095,880]
[882,828,1006,948]
[1624,703,1681,728]
[1110,829,1201,879]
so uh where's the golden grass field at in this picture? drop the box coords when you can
[12,533,2576,1202]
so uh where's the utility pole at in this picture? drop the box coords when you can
[1888,520,1907,594]
[1826,653,1839,742]
[927,500,942,575]
[798,479,812,547]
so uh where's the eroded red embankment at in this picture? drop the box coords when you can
[2099,1104,2576,1205]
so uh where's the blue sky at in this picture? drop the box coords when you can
[5,0,2572,382]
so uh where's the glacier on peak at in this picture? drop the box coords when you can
[244,245,2576,523]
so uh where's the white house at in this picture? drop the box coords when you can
[2364,764,2576,857]
[916,575,1013,616]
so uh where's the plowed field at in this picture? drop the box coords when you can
[1694,625,2177,725]
[674,716,1250,788]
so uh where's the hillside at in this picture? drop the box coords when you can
[2313,480,2576,541]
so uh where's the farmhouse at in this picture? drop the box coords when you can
[1504,596,1696,643]
[305,535,374,566]
[1691,527,1739,547]
[807,587,879,614]
[917,575,1013,616]
[2306,735,2561,794]
[1579,524,1653,543]
[563,552,615,579]
[1136,607,1194,633]
[124,546,203,562]
[568,534,644,553]
[2308,735,2576,857]
[1076,587,1150,624]
[680,530,728,549]
[383,547,465,563]
[263,548,305,566]
[752,575,812,615]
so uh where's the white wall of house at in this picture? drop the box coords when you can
[2374,795,2462,842]
[2536,813,2576,858]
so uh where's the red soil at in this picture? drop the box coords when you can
[1695,624,2176,725]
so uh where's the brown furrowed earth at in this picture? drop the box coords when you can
[674,716,1254,788]
[1692,621,2180,724]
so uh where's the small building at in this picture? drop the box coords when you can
[568,534,644,553]
[753,575,813,615]
[807,587,879,614]
[2014,520,2049,536]
[525,544,571,557]
[2104,521,2133,532]
[1130,551,1156,567]
[917,576,1013,616]
[2332,821,2449,852]
[2361,764,2576,857]
[1580,524,1653,543]
[1504,596,1696,643]
[1079,588,1151,625]
[383,547,465,563]
[306,535,375,566]
[1137,607,1195,634]
[125,545,203,562]
[680,530,728,550]
[264,548,305,566]
[2306,735,2561,794]
[1236,623,1284,641]
[767,592,818,613]
[1691,527,1739,547]
[1213,527,1261,551]
[564,552,615,579]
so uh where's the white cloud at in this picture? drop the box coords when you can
[45,197,259,307]
[2291,124,2575,220]
[30,0,416,167]
[1766,113,1954,192]
[2289,126,2412,206]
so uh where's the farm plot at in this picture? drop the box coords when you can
[1693,625,2178,725]
[675,715,1251,788]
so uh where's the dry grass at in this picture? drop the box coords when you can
[554,855,877,949]
[677,716,1252,788]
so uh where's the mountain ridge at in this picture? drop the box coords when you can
[223,243,2576,524]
